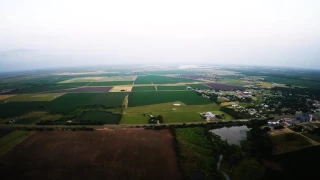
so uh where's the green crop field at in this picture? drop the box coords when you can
[21,83,87,94]
[132,86,155,91]
[0,101,50,119]
[264,76,320,89]
[134,75,197,84]
[186,84,212,90]
[0,130,34,157]
[128,91,213,107]
[78,111,121,124]
[6,93,64,102]
[88,81,133,86]
[157,86,188,90]
[13,117,40,124]
[50,92,127,113]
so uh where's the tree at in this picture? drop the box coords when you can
[157,115,164,123]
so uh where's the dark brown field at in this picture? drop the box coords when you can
[0,129,180,180]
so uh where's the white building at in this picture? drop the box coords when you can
[200,112,216,120]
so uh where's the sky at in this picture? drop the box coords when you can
[0,0,320,71]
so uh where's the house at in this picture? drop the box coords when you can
[200,112,216,121]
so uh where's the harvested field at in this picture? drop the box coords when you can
[0,130,180,180]
[0,95,15,101]
[109,85,133,92]
[205,83,246,90]
[49,86,112,93]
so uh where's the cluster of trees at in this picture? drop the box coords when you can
[220,106,252,119]
[148,114,163,124]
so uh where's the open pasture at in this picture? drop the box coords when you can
[0,130,180,180]
[6,93,64,102]
[128,91,213,107]
[205,83,246,90]
[134,75,197,84]
[121,102,230,124]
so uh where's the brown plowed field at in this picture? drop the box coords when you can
[0,129,180,180]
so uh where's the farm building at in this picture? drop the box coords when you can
[200,112,216,121]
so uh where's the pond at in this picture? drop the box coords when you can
[210,125,250,146]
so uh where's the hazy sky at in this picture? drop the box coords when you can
[0,0,320,71]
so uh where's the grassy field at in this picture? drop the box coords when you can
[131,86,155,91]
[157,86,188,90]
[0,95,16,101]
[128,91,213,107]
[134,75,197,84]
[13,117,40,124]
[186,84,212,90]
[78,111,121,124]
[6,93,64,102]
[0,130,34,157]
[270,133,311,154]
[121,102,232,124]
[88,81,133,86]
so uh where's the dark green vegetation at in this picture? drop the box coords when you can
[50,92,126,113]
[264,76,320,89]
[0,101,49,119]
[134,75,197,84]
[270,133,311,153]
[78,111,121,124]
[186,84,211,90]
[128,91,213,107]
[88,81,133,86]
[13,117,39,124]
[131,86,155,91]
[264,145,320,180]
[156,86,188,90]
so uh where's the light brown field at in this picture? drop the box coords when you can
[0,95,15,101]
[109,85,133,92]
[220,101,236,106]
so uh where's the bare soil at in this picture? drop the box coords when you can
[0,129,180,180]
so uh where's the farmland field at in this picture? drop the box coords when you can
[87,81,133,86]
[5,93,63,102]
[0,130,34,157]
[263,76,320,89]
[50,93,127,113]
[0,130,180,180]
[132,86,155,91]
[128,91,213,107]
[157,86,188,90]
[219,79,248,86]
[134,75,198,84]
[20,83,89,93]
[79,111,121,124]
[0,95,15,101]
[0,101,50,119]
[109,85,133,92]
[205,83,246,90]
[186,84,211,90]
[49,86,112,93]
